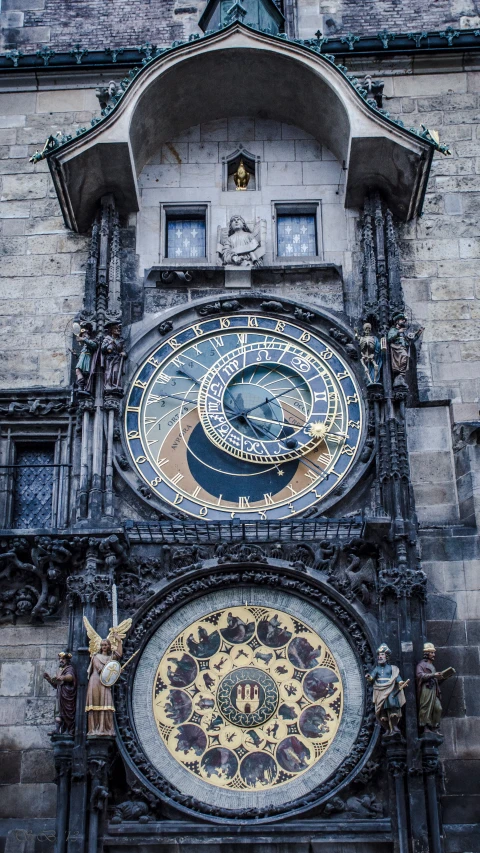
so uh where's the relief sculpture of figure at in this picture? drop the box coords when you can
[43,652,77,735]
[102,321,127,393]
[387,312,423,388]
[416,642,455,732]
[83,616,132,736]
[217,215,265,267]
[356,322,382,385]
[366,643,409,735]
[74,322,98,395]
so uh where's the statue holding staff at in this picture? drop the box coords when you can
[43,652,77,735]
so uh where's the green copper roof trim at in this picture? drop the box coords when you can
[28,22,451,165]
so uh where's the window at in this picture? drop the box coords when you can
[277,213,317,257]
[12,445,55,528]
[166,212,206,259]
[274,202,322,260]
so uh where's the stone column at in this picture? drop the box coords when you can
[421,732,444,853]
[51,734,74,853]
[86,737,115,853]
[386,734,409,853]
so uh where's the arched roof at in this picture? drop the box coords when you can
[43,23,437,231]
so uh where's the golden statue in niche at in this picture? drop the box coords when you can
[233,159,250,190]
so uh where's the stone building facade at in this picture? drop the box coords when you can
[0,2,479,853]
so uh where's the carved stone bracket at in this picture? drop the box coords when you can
[378,564,427,602]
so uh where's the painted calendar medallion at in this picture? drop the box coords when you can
[151,605,343,791]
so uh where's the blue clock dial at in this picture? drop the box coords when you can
[124,314,363,520]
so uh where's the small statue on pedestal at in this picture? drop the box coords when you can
[387,312,423,388]
[102,321,126,393]
[83,617,132,736]
[416,642,455,732]
[366,643,409,735]
[43,652,77,735]
[356,322,382,385]
[74,323,98,395]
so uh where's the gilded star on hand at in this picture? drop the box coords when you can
[306,421,328,440]
[277,469,284,476]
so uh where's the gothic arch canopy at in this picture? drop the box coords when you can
[46,24,435,231]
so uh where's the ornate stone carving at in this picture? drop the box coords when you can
[196,298,242,316]
[215,541,268,564]
[0,398,70,417]
[95,80,122,110]
[157,320,174,336]
[322,792,382,818]
[0,536,81,623]
[217,216,266,267]
[378,563,427,601]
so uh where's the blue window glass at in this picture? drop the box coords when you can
[166,218,206,259]
[12,446,55,528]
[277,214,317,257]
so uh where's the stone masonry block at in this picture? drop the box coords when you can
[264,140,296,161]
[1,174,47,201]
[227,117,255,140]
[409,451,455,484]
[0,662,35,697]
[187,142,219,164]
[199,119,228,141]
[264,160,302,186]
[302,160,342,185]
[254,119,282,140]
[21,748,55,784]
[180,164,216,187]
[0,750,21,785]
[393,73,467,97]
[0,783,56,819]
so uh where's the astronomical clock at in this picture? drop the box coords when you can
[116,300,375,823]
[125,311,363,519]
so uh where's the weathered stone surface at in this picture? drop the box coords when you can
[0,662,35,697]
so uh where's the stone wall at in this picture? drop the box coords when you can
[0,621,68,822]
[0,0,475,52]
[422,529,480,843]
[379,69,480,411]
[0,88,97,390]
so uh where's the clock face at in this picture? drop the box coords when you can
[152,605,343,791]
[124,313,363,519]
[131,585,366,817]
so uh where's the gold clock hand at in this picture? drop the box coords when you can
[242,417,330,480]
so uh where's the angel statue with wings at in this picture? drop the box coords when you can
[217,215,266,267]
[83,616,131,736]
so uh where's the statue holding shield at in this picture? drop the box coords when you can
[83,616,132,736]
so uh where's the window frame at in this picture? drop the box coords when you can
[160,203,210,264]
[0,421,71,530]
[273,201,323,262]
